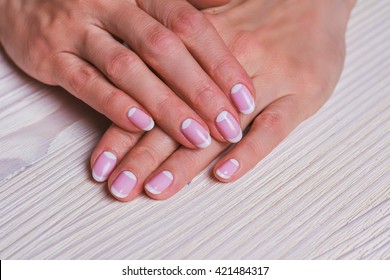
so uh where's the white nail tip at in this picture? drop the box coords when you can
[216,111,229,123]
[122,171,137,181]
[240,104,255,115]
[127,107,137,117]
[216,169,231,179]
[197,134,211,148]
[162,170,174,180]
[143,119,155,131]
[110,187,128,199]
[103,151,117,161]
[145,184,161,195]
[182,118,192,130]
[92,170,106,182]
[231,84,243,94]
[227,130,243,143]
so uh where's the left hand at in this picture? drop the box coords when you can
[90,0,355,201]
[0,0,254,149]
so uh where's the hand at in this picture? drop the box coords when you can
[91,0,355,197]
[0,0,254,149]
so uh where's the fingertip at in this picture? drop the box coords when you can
[108,170,144,202]
[91,151,118,183]
[214,158,240,182]
[215,110,243,143]
[143,170,174,200]
[143,169,191,200]
[127,107,155,132]
[181,118,212,149]
[230,83,256,115]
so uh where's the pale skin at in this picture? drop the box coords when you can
[91,0,357,201]
[0,0,356,201]
[0,0,254,148]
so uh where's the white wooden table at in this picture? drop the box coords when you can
[0,0,389,259]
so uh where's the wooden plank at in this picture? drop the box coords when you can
[0,0,389,259]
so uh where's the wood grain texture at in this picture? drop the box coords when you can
[0,0,389,259]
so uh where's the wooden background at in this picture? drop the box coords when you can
[0,0,389,259]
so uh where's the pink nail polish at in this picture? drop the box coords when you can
[111,171,137,198]
[181,118,211,148]
[216,159,240,179]
[92,151,117,182]
[145,171,173,195]
[216,111,243,143]
[230,84,255,115]
[128,107,155,131]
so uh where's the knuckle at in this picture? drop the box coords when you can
[245,138,264,158]
[255,110,286,137]
[209,57,233,78]
[153,94,176,113]
[170,7,206,37]
[105,51,140,81]
[68,65,98,97]
[145,27,180,55]
[191,85,222,116]
[132,146,161,169]
[99,88,121,116]
[152,95,189,125]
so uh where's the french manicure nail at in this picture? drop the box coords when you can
[111,171,137,199]
[181,118,211,148]
[230,84,255,115]
[216,159,240,179]
[145,171,173,195]
[216,111,243,143]
[128,107,155,131]
[92,151,117,182]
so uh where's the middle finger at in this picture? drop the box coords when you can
[101,2,243,143]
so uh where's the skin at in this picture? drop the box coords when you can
[0,0,254,148]
[91,0,357,201]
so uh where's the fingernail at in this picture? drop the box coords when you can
[216,159,240,179]
[111,171,137,199]
[230,84,255,115]
[181,118,211,148]
[216,111,243,143]
[92,151,117,182]
[145,171,173,195]
[128,107,155,131]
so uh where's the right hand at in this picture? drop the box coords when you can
[89,0,353,197]
[0,0,255,148]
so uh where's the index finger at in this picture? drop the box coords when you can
[137,0,256,115]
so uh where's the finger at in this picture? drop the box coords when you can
[91,124,144,182]
[214,95,306,182]
[52,52,155,132]
[142,95,304,200]
[102,3,243,143]
[79,28,213,149]
[138,0,256,115]
[107,127,180,201]
[142,77,289,199]
[143,138,227,200]
[187,0,230,9]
